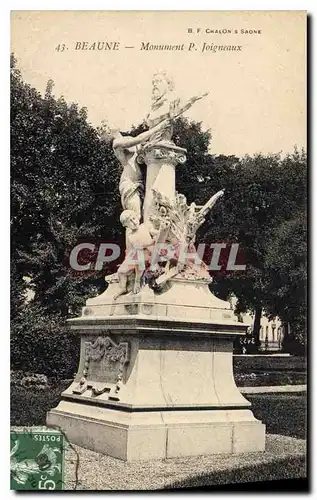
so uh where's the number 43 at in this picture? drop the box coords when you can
[55,44,66,52]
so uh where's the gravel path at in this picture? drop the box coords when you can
[11,427,306,490]
[63,434,306,490]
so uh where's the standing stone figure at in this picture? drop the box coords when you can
[109,118,171,221]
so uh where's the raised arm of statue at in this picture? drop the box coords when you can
[113,118,171,150]
[169,92,209,119]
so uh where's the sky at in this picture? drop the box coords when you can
[11,10,306,156]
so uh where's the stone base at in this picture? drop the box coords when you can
[47,401,265,461]
[47,278,266,461]
[82,277,239,323]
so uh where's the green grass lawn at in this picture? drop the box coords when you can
[247,393,307,440]
[11,383,307,440]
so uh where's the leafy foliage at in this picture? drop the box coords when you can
[11,54,121,375]
[203,150,307,352]
[11,54,123,317]
[11,304,79,378]
[263,213,307,353]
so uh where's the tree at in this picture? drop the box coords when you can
[263,213,307,354]
[11,55,123,375]
[205,150,307,351]
[11,54,123,317]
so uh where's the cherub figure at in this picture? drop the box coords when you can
[113,210,158,300]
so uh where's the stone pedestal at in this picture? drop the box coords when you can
[137,143,187,221]
[47,279,266,460]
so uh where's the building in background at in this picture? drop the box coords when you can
[229,297,286,354]
[236,310,285,353]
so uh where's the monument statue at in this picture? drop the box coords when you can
[109,71,220,296]
[48,71,265,462]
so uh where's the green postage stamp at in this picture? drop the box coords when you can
[10,428,65,491]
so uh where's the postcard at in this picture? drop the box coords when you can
[10,10,307,491]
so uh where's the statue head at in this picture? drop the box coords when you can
[152,71,174,102]
[120,210,139,230]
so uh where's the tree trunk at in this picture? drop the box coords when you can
[253,305,262,352]
[281,321,291,353]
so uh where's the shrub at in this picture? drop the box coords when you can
[11,370,49,390]
[234,371,307,387]
[11,305,80,379]
[233,355,306,373]
[11,381,70,426]
[20,373,49,390]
